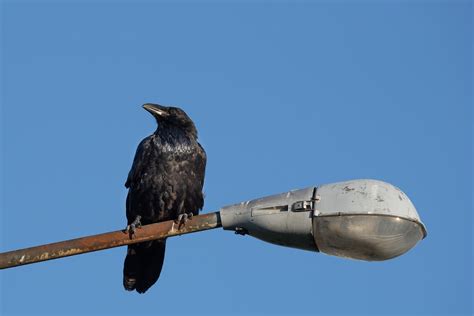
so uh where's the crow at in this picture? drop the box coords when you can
[123,103,206,294]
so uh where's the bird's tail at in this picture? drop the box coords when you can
[123,239,166,294]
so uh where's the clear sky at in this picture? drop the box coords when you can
[1,1,472,315]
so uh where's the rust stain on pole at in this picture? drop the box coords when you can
[0,212,221,270]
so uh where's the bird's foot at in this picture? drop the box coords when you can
[175,213,193,229]
[125,215,142,238]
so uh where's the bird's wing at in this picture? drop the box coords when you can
[196,142,207,188]
[125,136,153,189]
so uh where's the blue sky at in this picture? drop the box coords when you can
[1,1,472,315]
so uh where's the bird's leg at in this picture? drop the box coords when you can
[125,215,142,238]
[175,213,187,229]
[175,213,194,229]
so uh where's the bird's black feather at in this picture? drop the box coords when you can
[123,104,206,294]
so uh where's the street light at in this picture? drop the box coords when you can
[221,179,427,261]
[0,179,427,269]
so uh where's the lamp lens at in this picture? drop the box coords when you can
[313,215,424,261]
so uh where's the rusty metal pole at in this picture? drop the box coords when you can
[0,212,221,270]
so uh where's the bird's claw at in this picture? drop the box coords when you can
[125,215,142,238]
[175,213,193,229]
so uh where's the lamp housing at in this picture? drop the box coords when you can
[220,179,426,261]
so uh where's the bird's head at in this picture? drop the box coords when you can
[143,103,198,138]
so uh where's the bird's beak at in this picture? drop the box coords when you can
[143,103,169,118]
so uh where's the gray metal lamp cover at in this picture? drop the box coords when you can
[220,179,427,261]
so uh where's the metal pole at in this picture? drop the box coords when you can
[0,212,221,270]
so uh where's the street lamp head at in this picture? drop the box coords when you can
[220,179,426,261]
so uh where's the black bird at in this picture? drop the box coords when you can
[123,103,206,294]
